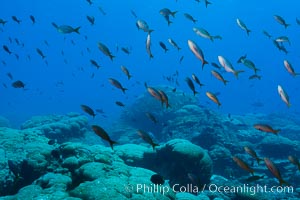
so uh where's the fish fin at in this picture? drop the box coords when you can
[234,70,245,79]
[109,140,118,150]
[254,68,260,74]
[202,60,209,70]
[193,19,197,24]
[74,27,81,34]
[284,24,290,29]
[205,0,212,8]
[152,142,159,150]
[109,55,115,61]
[167,20,173,26]
[177,47,182,51]
[128,75,132,80]
[279,179,289,186]
[224,80,229,85]
[148,29,154,33]
[193,91,198,96]
[165,48,169,53]
[273,129,281,135]
[257,158,263,165]
[171,11,178,18]
[210,37,214,42]
[122,88,128,94]
[246,29,251,36]
[200,83,205,87]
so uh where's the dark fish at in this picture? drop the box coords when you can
[245,175,265,183]
[86,15,95,25]
[97,42,115,61]
[108,78,127,93]
[237,54,247,63]
[44,40,49,47]
[91,125,117,150]
[86,0,92,5]
[51,22,58,29]
[159,42,169,53]
[150,174,165,185]
[48,139,56,145]
[98,6,106,15]
[36,48,46,59]
[3,45,12,54]
[179,56,184,64]
[80,104,96,118]
[264,157,288,186]
[0,18,7,25]
[15,38,20,46]
[131,10,137,18]
[121,47,131,55]
[57,25,80,34]
[204,0,211,8]
[137,129,159,150]
[145,112,158,123]
[115,101,125,107]
[184,13,197,23]
[7,73,13,80]
[296,18,300,25]
[11,16,21,24]
[262,30,272,39]
[12,80,25,88]
[185,77,198,96]
[29,15,35,24]
[14,54,19,60]
[121,66,132,80]
[90,59,101,69]
[168,38,181,51]
[159,8,177,26]
[249,74,262,80]
[192,74,204,87]
[274,15,289,28]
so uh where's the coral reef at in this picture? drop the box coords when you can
[20,112,89,143]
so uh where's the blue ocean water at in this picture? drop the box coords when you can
[1,0,299,128]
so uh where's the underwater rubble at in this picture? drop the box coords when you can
[0,87,300,199]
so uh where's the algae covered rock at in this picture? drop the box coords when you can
[115,144,155,166]
[20,112,89,143]
[156,139,213,187]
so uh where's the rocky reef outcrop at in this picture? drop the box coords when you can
[20,112,89,143]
